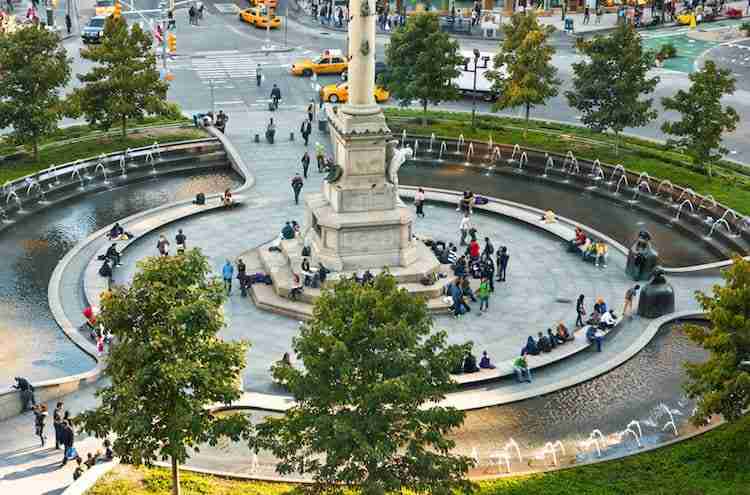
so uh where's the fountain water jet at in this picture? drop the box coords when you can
[457,134,465,154]
[507,144,521,164]
[674,200,695,221]
[661,404,679,436]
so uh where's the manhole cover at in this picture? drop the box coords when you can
[320,31,330,35]
[215,3,240,14]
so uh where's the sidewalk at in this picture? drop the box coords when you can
[288,0,749,39]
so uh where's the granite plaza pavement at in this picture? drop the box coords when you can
[0,107,727,492]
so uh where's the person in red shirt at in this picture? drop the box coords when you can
[469,239,480,260]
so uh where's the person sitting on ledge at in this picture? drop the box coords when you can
[595,241,608,268]
[547,328,560,348]
[317,263,330,284]
[569,227,586,250]
[541,209,556,224]
[521,335,540,356]
[83,306,97,330]
[513,355,532,383]
[463,352,480,373]
[537,331,552,353]
[107,222,130,240]
[479,350,496,369]
[105,243,121,267]
[98,259,112,279]
[361,269,374,285]
[103,438,114,461]
[289,273,303,301]
[281,221,295,240]
[586,325,605,352]
[222,188,233,207]
[556,321,573,342]
[600,309,618,329]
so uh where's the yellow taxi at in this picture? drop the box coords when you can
[239,7,282,29]
[291,49,348,77]
[320,82,389,104]
[248,0,278,8]
[95,0,115,16]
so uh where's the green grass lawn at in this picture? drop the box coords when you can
[0,123,206,185]
[89,413,750,494]
[384,108,750,215]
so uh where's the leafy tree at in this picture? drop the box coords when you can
[488,13,560,138]
[566,23,659,154]
[684,257,750,425]
[660,61,739,177]
[69,16,169,138]
[0,24,71,159]
[78,250,250,495]
[254,273,475,495]
[384,13,463,119]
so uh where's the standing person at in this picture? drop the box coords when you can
[497,246,509,282]
[33,404,48,447]
[459,213,472,246]
[315,142,325,172]
[65,13,72,34]
[156,234,170,256]
[307,100,315,122]
[13,376,35,411]
[188,5,196,25]
[623,285,640,317]
[291,173,304,205]
[414,187,425,218]
[270,84,282,110]
[482,236,494,262]
[60,420,75,466]
[300,118,312,146]
[53,401,64,450]
[222,260,234,295]
[576,294,586,328]
[595,3,603,23]
[256,64,262,87]
[175,229,187,254]
[301,151,311,179]
[478,277,490,313]
[583,6,591,24]
[216,110,228,133]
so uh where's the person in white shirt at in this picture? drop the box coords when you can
[459,214,472,246]
[600,310,617,328]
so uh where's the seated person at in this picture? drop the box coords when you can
[98,259,112,279]
[586,325,605,352]
[291,220,301,235]
[542,209,556,224]
[281,221,295,240]
[556,321,572,342]
[463,352,480,373]
[103,439,114,461]
[105,243,121,267]
[582,239,597,261]
[107,222,125,240]
[600,309,618,329]
[570,227,586,249]
[289,273,303,301]
[513,355,532,383]
[317,263,329,284]
[537,331,552,353]
[451,357,465,375]
[595,241,608,268]
[521,335,540,356]
[593,297,607,315]
[82,306,97,330]
[73,457,85,481]
[479,350,496,369]
[587,310,602,326]
[460,277,477,302]
[579,237,593,258]
[221,188,233,207]
[84,451,100,469]
[301,257,314,286]
[547,328,561,348]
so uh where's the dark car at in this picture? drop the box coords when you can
[341,61,388,83]
[82,16,107,44]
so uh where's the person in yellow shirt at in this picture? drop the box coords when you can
[595,241,608,268]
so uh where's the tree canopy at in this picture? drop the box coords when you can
[566,23,659,153]
[254,273,474,495]
[488,13,560,137]
[78,249,249,495]
[661,60,740,177]
[685,257,750,425]
[384,13,463,115]
[0,24,71,159]
[69,16,169,138]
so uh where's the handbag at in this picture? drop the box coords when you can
[66,446,78,460]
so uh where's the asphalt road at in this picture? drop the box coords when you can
[43,2,750,163]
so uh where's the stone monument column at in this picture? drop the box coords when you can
[347,0,376,107]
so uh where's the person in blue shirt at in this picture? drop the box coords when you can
[521,336,540,356]
[222,260,234,295]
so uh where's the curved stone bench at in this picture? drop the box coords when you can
[83,196,246,311]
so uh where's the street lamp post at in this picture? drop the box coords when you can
[471,48,480,128]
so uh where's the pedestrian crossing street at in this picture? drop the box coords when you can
[171,49,314,84]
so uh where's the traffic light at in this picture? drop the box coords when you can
[113,1,121,19]
[167,32,176,53]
